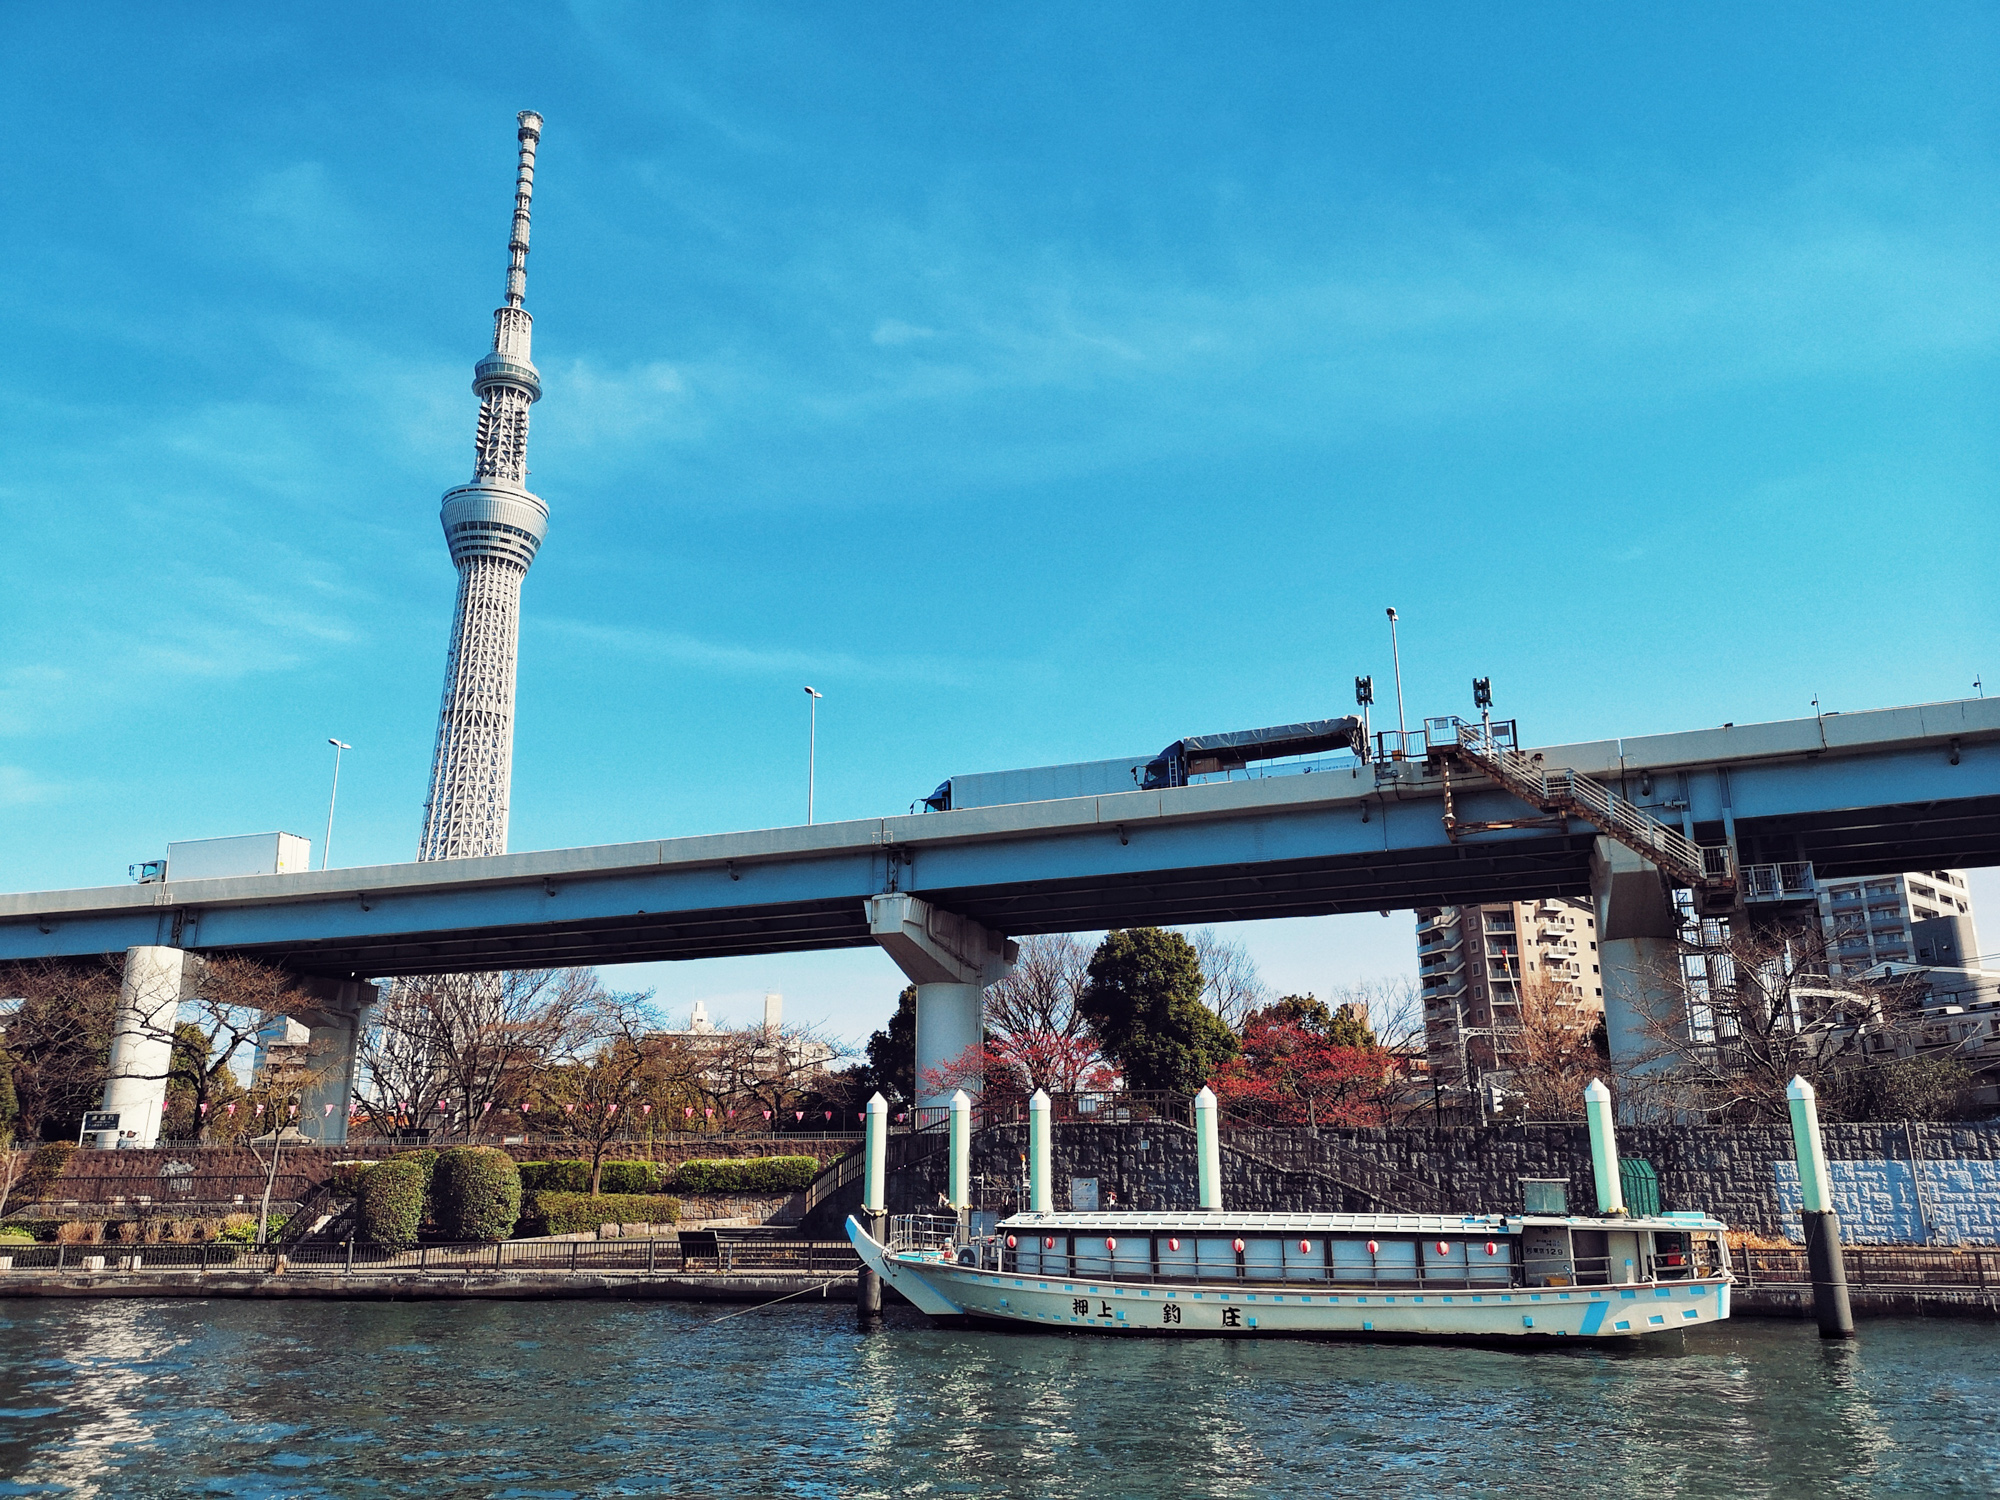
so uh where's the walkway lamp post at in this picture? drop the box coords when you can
[322,739,352,871]
[803,686,823,824]
[1386,608,1408,745]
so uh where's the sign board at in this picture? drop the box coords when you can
[81,1111,120,1133]
[1069,1177,1100,1212]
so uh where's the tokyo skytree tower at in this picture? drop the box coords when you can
[417,111,549,862]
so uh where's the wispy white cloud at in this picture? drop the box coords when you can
[0,764,68,808]
[532,616,973,687]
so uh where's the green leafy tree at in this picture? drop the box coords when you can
[1079,929,1238,1092]
[1251,994,1335,1035]
[1327,1003,1377,1051]
[861,986,917,1104]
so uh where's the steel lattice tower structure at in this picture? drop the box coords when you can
[418,111,549,862]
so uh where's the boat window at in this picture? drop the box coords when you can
[1466,1239,1512,1285]
[1283,1238,1324,1282]
[1195,1238,1241,1279]
[1330,1238,1417,1283]
[1074,1236,1115,1279]
[1521,1225,1574,1287]
[1422,1239,1469,1281]
[1157,1236,1199,1279]
[1112,1238,1153,1278]
[1244,1239,1286,1281]
[1571,1228,1610,1285]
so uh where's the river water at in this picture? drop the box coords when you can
[2,1299,1997,1497]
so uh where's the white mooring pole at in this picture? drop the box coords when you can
[1195,1085,1223,1212]
[948,1089,971,1220]
[1787,1075,1854,1338]
[1028,1089,1052,1214]
[859,1091,887,1325]
[1584,1079,1626,1215]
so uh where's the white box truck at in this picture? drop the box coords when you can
[164,832,313,881]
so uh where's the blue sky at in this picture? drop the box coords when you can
[3,4,1996,1047]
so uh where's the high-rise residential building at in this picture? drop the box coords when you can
[418,111,549,862]
[1415,897,1604,1095]
[1816,870,1977,977]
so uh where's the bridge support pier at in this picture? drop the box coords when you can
[285,976,377,1147]
[1590,836,1683,1120]
[95,949,373,1149]
[865,894,1016,1108]
[95,946,186,1148]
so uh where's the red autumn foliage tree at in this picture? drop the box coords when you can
[1207,1014,1390,1126]
[920,1034,1119,1110]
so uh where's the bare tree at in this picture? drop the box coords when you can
[1626,918,1924,1123]
[1183,927,1271,1030]
[985,933,1093,1045]
[1322,975,1429,1121]
[521,987,662,1193]
[0,959,119,1141]
[698,1020,848,1129]
[357,967,612,1140]
[1504,977,1605,1120]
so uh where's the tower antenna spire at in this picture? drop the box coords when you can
[417,111,552,863]
[504,110,541,309]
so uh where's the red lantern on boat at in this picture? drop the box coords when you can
[1366,1240,1378,1255]
[1106,1238,1117,1252]
[1044,1237,1055,1249]
[1436,1241,1449,1255]
[1006,1235,1017,1249]
[1300,1239,1311,1254]
[1485,1242,1498,1256]
[1168,1238,1180,1252]
[1232,1238,1245,1255]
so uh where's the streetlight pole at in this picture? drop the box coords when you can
[1386,607,1408,742]
[803,687,823,824]
[322,739,351,871]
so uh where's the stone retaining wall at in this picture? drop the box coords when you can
[802,1119,2000,1244]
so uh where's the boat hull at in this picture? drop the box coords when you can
[848,1218,1730,1340]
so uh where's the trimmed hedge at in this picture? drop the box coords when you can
[433,1147,522,1242]
[327,1161,375,1197]
[517,1160,660,1194]
[670,1156,820,1194]
[517,1191,680,1237]
[357,1158,428,1249]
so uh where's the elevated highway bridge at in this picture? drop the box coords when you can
[4,695,1995,1140]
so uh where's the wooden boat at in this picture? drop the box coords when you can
[847,1207,1733,1340]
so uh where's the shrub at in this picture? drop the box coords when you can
[216,1214,288,1244]
[0,1225,34,1242]
[432,1147,522,1242]
[516,1191,680,1237]
[357,1158,427,1249]
[326,1161,376,1197]
[517,1159,659,1194]
[20,1142,77,1201]
[670,1156,821,1194]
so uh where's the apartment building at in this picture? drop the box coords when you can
[1415,897,1604,1093]
[1817,870,1978,976]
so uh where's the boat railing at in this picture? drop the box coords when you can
[886,1214,959,1254]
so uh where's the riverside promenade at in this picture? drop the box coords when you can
[0,1235,861,1302]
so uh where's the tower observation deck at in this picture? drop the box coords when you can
[418,111,549,861]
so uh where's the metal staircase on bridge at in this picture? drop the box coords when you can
[1423,717,1739,912]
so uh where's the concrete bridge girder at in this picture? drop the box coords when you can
[865,894,1016,1109]
[93,946,373,1150]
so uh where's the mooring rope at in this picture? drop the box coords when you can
[699,1274,853,1326]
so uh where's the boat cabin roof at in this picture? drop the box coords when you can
[995,1210,1726,1235]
